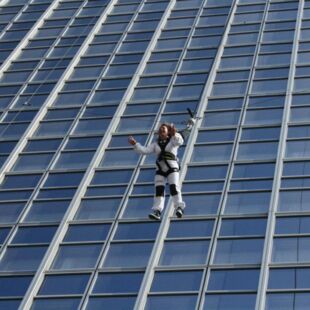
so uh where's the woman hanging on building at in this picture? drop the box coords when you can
[128,118,195,220]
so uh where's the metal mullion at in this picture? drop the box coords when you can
[194,1,274,309]
[129,1,239,309]
[74,2,184,309]
[18,0,175,308]
[255,1,304,309]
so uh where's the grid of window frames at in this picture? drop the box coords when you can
[0,0,54,66]
[21,0,237,308]
[0,0,111,169]
[0,0,172,307]
[202,0,299,309]
[139,0,300,308]
[0,0,308,309]
[266,1,310,308]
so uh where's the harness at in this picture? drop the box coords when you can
[156,137,179,177]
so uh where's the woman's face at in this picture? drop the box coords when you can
[159,125,169,140]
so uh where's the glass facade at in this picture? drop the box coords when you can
[0,0,307,309]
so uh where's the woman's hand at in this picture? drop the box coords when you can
[170,124,176,136]
[128,136,137,145]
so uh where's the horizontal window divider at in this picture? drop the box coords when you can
[209,264,261,270]
[205,290,257,294]
[169,215,217,221]
[35,294,83,298]
[234,159,276,164]
[267,288,310,293]
[98,266,146,273]
[6,243,48,249]
[147,291,199,296]
[194,141,234,146]
[184,178,226,183]
[67,219,113,225]
[189,160,230,165]
[164,237,212,242]
[82,194,124,199]
[89,292,138,297]
[274,233,310,239]
[112,238,156,243]
[154,264,204,272]
[269,262,310,268]
[239,138,280,143]
[227,189,272,194]
[279,186,310,192]
[60,241,105,246]
[10,242,51,247]
[274,233,310,238]
[216,235,265,240]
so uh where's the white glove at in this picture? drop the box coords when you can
[187,118,196,126]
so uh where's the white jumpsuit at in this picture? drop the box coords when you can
[133,132,185,212]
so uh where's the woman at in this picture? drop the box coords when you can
[128,123,186,220]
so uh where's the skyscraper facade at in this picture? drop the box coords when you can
[0,0,307,309]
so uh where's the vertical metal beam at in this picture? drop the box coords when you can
[134,1,239,309]
[255,1,304,309]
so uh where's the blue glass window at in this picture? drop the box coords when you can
[220,218,267,236]
[13,153,54,171]
[278,190,310,212]
[160,240,209,266]
[39,274,90,295]
[114,222,159,240]
[272,237,310,263]
[93,272,144,293]
[203,294,257,309]
[103,242,153,268]
[75,198,121,220]
[151,271,202,292]
[12,226,57,244]
[146,295,198,310]
[24,200,70,223]
[122,196,154,218]
[275,217,310,234]
[52,245,102,270]
[167,220,214,238]
[0,246,47,271]
[43,172,84,187]
[0,174,42,189]
[0,202,24,223]
[86,297,136,310]
[64,224,111,242]
[0,228,10,244]
[54,151,95,169]
[269,268,310,289]
[208,269,260,290]
[191,144,233,162]
[233,163,275,178]
[183,194,220,215]
[0,276,33,297]
[32,298,81,310]
[237,142,278,160]
[213,239,264,264]
[186,165,228,180]
[225,192,271,214]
